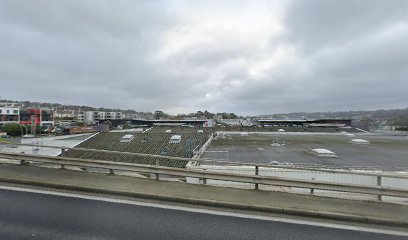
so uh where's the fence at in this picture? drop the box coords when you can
[0,142,408,203]
[188,165,408,202]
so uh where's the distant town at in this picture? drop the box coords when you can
[0,99,407,137]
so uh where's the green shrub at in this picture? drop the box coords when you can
[3,123,22,136]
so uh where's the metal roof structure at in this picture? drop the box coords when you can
[61,128,212,168]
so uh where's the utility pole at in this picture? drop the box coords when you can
[31,115,36,137]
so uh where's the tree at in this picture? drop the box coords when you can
[3,123,23,136]
[355,116,375,131]
[77,121,86,127]
[104,120,113,129]
[154,111,165,119]
[229,112,238,119]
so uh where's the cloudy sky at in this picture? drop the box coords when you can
[1,0,407,115]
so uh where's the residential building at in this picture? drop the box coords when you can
[78,111,125,124]
[0,107,20,126]
[19,108,54,126]
[54,109,76,119]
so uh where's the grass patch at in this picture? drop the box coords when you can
[0,138,14,144]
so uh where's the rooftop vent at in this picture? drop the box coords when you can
[120,134,134,142]
[165,129,172,133]
[350,139,370,144]
[310,148,337,158]
[169,135,182,144]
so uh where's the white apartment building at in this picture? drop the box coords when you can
[221,118,253,126]
[78,111,125,124]
[54,109,76,119]
[0,107,20,126]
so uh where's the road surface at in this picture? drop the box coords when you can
[0,188,405,240]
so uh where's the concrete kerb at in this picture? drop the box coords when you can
[0,175,406,228]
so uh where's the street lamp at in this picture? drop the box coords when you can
[20,124,28,137]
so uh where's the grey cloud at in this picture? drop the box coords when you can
[284,0,408,52]
[0,0,407,115]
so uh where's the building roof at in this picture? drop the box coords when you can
[61,127,212,168]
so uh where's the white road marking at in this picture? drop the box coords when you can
[0,184,407,237]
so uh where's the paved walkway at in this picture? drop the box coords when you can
[0,163,407,227]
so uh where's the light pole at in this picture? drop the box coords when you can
[20,124,28,138]
[31,115,36,137]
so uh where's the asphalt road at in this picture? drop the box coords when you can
[0,189,405,240]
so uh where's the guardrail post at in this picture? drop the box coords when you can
[109,169,114,175]
[20,160,29,166]
[201,168,207,185]
[61,164,65,169]
[310,178,315,195]
[255,165,259,190]
[155,159,160,180]
[377,176,382,201]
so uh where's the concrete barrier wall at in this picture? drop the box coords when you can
[187,165,408,190]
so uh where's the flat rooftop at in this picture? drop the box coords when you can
[203,133,408,170]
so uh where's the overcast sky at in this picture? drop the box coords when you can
[1,0,407,115]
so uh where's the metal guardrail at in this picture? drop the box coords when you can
[0,151,407,201]
[1,142,408,179]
